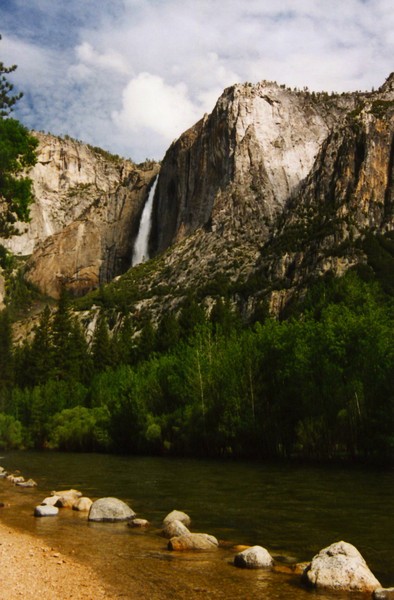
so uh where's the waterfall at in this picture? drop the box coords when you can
[132,175,158,266]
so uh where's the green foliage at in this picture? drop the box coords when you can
[360,232,394,295]
[369,100,394,118]
[91,313,112,372]
[0,413,23,449]
[48,406,110,451]
[0,38,38,236]
[0,119,38,236]
[0,309,13,388]
[3,269,393,462]
[0,244,14,270]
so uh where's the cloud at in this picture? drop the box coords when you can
[74,42,131,76]
[113,72,201,141]
[1,0,393,161]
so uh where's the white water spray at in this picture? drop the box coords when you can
[132,176,158,266]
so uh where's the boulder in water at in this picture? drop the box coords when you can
[303,541,381,592]
[234,545,274,569]
[168,533,218,551]
[373,588,394,600]
[16,478,37,487]
[163,510,191,528]
[72,497,93,512]
[41,495,61,506]
[53,489,82,508]
[34,505,59,517]
[162,519,190,539]
[128,518,150,528]
[88,497,136,522]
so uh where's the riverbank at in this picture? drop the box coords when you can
[0,521,118,599]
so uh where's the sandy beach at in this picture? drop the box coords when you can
[0,521,118,599]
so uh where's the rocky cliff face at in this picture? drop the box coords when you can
[4,75,394,315]
[1,133,159,298]
[121,75,393,320]
[150,80,356,256]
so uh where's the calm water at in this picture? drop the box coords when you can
[0,451,392,599]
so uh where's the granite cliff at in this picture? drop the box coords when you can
[2,75,394,317]
[122,75,393,319]
[1,133,159,298]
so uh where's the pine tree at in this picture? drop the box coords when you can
[29,305,53,384]
[178,294,206,338]
[0,35,38,236]
[0,309,13,387]
[91,313,112,372]
[51,288,75,380]
[136,319,156,362]
[156,313,180,353]
[113,315,135,366]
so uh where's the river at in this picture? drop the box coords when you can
[0,451,392,599]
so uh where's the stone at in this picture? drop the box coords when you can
[34,505,59,517]
[162,510,191,528]
[41,495,61,506]
[128,518,149,528]
[72,497,93,512]
[374,588,394,600]
[7,475,25,484]
[303,541,381,592]
[162,519,190,539]
[234,545,274,569]
[53,489,82,508]
[16,478,37,487]
[168,533,219,552]
[88,497,136,522]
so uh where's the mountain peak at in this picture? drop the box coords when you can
[379,72,394,94]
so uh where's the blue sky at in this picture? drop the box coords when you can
[1,0,393,162]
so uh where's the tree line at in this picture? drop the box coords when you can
[0,272,392,462]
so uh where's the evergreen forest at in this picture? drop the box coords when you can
[0,270,392,463]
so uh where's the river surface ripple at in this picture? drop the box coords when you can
[0,452,392,599]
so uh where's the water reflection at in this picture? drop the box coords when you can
[0,451,392,599]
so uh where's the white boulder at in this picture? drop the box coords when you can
[88,497,135,522]
[162,510,191,528]
[303,541,381,592]
[234,545,274,569]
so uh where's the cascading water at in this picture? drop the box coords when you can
[132,175,158,266]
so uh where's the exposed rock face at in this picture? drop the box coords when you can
[124,75,394,319]
[151,81,344,256]
[1,133,159,298]
[303,541,381,592]
[5,75,394,315]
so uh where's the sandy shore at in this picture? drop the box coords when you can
[0,521,119,599]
